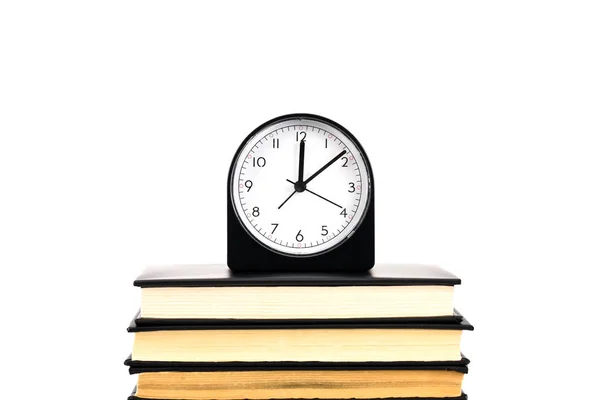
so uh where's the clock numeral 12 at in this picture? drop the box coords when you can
[296,131,306,142]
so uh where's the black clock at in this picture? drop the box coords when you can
[227,114,374,272]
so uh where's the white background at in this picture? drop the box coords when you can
[1,1,599,399]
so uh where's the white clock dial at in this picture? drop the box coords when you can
[231,117,371,256]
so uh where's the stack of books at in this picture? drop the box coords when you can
[125,264,473,400]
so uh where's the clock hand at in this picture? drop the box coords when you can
[298,139,306,183]
[281,147,345,210]
[303,149,347,185]
[277,190,297,210]
[286,179,343,209]
[279,140,308,210]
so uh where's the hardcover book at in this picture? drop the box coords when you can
[128,313,473,363]
[134,264,461,322]
[126,362,469,400]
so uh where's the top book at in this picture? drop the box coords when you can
[134,264,460,323]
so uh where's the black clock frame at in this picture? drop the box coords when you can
[227,113,375,273]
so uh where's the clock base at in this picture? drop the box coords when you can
[227,192,375,273]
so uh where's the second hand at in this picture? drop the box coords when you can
[285,179,342,209]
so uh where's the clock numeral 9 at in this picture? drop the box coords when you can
[348,182,356,192]
[253,157,266,167]
[321,225,328,236]
[341,157,349,167]
[252,207,260,217]
[244,180,253,192]
[296,230,304,242]
[296,131,306,142]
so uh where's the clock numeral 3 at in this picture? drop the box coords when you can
[252,207,260,217]
[296,131,306,142]
[271,223,279,234]
[341,157,349,167]
[296,230,304,242]
[244,180,253,192]
[253,157,266,167]
[321,225,328,236]
[348,182,356,192]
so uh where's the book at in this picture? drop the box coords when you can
[128,314,473,363]
[127,364,468,400]
[134,264,461,322]
[129,392,469,400]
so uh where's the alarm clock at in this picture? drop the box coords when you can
[227,114,374,272]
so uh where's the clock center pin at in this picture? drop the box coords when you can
[294,181,306,192]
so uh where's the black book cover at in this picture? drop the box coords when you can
[134,264,461,288]
[125,355,470,374]
[127,310,473,332]
[128,388,468,400]
[135,309,464,327]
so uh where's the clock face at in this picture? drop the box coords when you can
[230,116,372,256]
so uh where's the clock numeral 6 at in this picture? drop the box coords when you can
[321,225,328,236]
[244,180,253,192]
[296,131,306,142]
[296,230,304,242]
[252,207,260,217]
[348,182,356,192]
[252,157,266,167]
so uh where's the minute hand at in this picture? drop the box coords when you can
[304,150,347,185]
